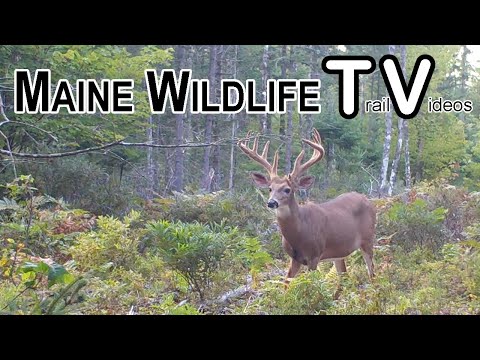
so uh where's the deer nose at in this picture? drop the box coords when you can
[267,199,278,209]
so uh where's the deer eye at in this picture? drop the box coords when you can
[268,187,272,192]
[284,188,291,194]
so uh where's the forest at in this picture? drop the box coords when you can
[1,44,480,315]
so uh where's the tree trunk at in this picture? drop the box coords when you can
[403,45,412,189]
[146,115,155,199]
[324,142,335,189]
[415,136,425,183]
[279,45,287,136]
[284,46,295,174]
[211,45,224,191]
[261,45,270,135]
[172,45,185,192]
[303,45,319,147]
[202,45,218,191]
[404,118,412,189]
[228,45,239,191]
[459,45,470,122]
[387,45,407,196]
[379,45,396,196]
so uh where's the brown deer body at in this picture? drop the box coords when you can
[238,129,376,283]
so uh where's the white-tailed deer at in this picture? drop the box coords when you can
[238,129,376,284]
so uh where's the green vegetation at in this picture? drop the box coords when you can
[2,177,480,315]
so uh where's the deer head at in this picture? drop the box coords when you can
[238,129,325,209]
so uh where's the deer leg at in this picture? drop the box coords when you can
[284,258,302,288]
[307,257,320,271]
[334,259,347,274]
[360,246,375,279]
[333,260,347,300]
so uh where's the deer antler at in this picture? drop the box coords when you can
[238,131,279,178]
[289,128,325,181]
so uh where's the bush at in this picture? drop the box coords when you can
[146,220,234,301]
[144,190,275,237]
[380,198,448,252]
[70,211,142,270]
[21,157,140,216]
[424,182,479,239]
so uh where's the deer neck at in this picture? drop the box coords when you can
[276,195,302,244]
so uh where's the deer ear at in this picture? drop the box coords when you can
[298,175,315,189]
[251,172,270,188]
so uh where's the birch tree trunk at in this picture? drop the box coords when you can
[387,45,407,196]
[379,45,396,196]
[172,45,185,192]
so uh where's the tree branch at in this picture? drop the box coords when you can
[0,140,225,159]
[5,121,58,142]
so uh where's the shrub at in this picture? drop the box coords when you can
[21,157,140,216]
[425,182,477,239]
[235,237,272,287]
[70,210,142,270]
[146,220,234,301]
[380,198,448,252]
[144,190,275,238]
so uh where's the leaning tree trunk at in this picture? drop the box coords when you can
[379,45,396,196]
[202,45,218,191]
[387,45,407,196]
[172,45,186,192]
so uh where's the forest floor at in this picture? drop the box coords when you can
[1,177,480,315]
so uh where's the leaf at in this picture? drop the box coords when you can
[18,261,50,275]
[47,263,69,287]
[21,271,36,283]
